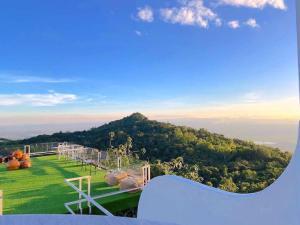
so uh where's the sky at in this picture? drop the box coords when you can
[0,0,299,148]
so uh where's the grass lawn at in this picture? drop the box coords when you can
[0,155,140,214]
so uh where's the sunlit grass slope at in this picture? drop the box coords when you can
[0,155,140,214]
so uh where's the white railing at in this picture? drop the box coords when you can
[22,142,59,157]
[57,143,109,175]
[64,164,151,216]
[64,176,113,216]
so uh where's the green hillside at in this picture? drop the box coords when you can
[1,113,292,193]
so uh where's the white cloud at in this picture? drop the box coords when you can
[0,92,77,106]
[228,20,240,29]
[137,6,154,22]
[160,0,220,28]
[218,0,287,10]
[242,92,261,103]
[136,0,286,29]
[245,18,259,28]
[215,18,223,26]
[135,30,142,36]
[0,74,76,84]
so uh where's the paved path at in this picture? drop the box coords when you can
[0,215,179,225]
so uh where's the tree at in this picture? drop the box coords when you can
[126,136,133,155]
[140,148,146,156]
[108,132,115,149]
[219,178,238,192]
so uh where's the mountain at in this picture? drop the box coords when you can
[0,138,10,143]
[1,113,291,193]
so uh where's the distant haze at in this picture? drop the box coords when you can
[164,118,298,153]
[0,118,297,153]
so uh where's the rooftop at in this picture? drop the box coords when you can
[0,155,140,215]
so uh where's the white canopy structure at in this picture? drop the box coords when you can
[137,3,300,225]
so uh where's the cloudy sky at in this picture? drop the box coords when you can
[0,0,298,126]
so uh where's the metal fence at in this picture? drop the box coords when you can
[0,142,59,157]
[29,142,59,156]
[0,144,24,156]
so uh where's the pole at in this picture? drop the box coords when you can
[0,190,3,215]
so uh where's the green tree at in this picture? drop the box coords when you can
[126,136,133,155]
[108,132,115,149]
[219,178,238,192]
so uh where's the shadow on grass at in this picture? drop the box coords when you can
[34,157,80,178]
[92,182,119,194]
[0,176,17,186]
[48,161,80,179]
[5,183,78,214]
[29,158,48,177]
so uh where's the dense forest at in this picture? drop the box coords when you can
[0,113,292,193]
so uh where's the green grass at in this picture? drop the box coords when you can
[0,155,140,214]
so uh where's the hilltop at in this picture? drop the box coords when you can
[1,113,291,193]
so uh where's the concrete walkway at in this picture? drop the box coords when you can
[0,215,178,225]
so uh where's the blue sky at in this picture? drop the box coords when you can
[0,0,298,124]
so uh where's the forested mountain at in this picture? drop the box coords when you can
[0,138,10,143]
[1,113,291,193]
